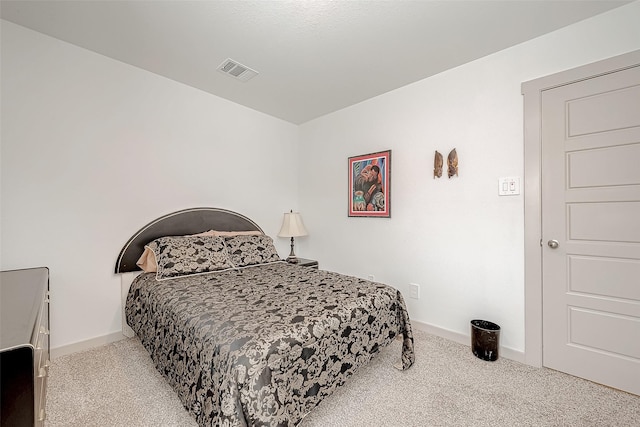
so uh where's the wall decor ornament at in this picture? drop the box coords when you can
[348,150,391,217]
[447,148,459,178]
[434,150,443,178]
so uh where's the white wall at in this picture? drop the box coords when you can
[297,2,640,355]
[0,21,299,349]
[2,2,639,356]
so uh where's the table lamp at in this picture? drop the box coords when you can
[277,210,308,262]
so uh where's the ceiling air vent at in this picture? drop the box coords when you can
[217,58,259,82]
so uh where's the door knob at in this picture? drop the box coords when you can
[548,240,559,249]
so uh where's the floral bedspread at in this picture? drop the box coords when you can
[126,262,414,426]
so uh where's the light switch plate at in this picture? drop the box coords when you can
[408,283,420,299]
[498,177,520,196]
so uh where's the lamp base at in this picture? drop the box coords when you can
[287,237,298,261]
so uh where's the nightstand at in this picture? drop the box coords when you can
[288,258,318,269]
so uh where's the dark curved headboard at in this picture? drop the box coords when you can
[115,207,264,273]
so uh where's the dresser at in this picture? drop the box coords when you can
[0,267,50,427]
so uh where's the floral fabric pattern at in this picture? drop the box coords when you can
[224,235,281,267]
[146,235,234,280]
[126,263,414,426]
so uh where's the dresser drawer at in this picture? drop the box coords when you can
[36,303,50,372]
[35,374,47,426]
[1,267,50,427]
[35,289,50,427]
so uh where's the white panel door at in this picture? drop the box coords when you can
[541,65,640,395]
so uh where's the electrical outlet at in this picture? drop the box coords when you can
[367,274,375,281]
[409,283,420,299]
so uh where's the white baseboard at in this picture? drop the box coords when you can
[50,331,126,360]
[411,320,525,364]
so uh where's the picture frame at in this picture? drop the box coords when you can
[348,150,391,217]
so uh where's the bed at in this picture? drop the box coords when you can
[115,207,415,426]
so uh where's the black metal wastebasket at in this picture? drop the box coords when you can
[470,319,500,361]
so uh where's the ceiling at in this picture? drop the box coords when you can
[1,0,631,124]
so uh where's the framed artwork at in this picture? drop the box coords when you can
[348,150,391,217]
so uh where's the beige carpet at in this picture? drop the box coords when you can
[45,330,639,426]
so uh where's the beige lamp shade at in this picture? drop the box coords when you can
[278,211,308,237]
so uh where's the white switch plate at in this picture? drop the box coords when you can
[498,177,520,196]
[409,283,420,299]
